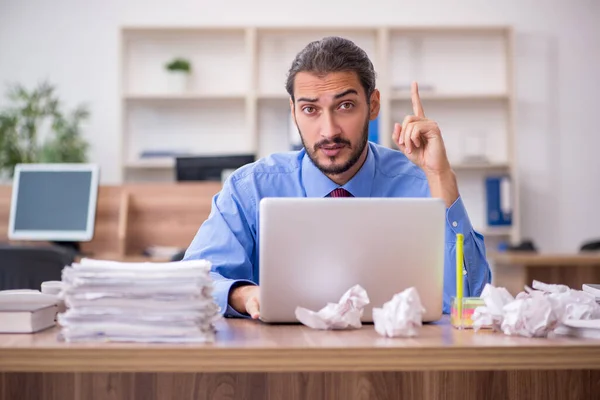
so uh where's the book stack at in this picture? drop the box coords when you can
[57,258,220,343]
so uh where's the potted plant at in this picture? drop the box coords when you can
[164,57,192,93]
[0,81,90,180]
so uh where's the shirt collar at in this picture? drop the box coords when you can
[301,142,376,198]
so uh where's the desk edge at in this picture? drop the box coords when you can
[2,346,600,373]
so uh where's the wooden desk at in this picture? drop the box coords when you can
[1,317,599,399]
[490,252,600,295]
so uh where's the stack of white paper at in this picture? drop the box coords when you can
[57,258,220,343]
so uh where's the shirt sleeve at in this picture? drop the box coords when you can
[442,195,492,314]
[182,175,257,318]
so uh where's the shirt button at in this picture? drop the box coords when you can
[452,221,458,227]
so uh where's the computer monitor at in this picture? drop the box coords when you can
[8,163,100,252]
[175,154,255,182]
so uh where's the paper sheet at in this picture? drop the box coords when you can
[58,258,220,343]
[295,284,369,330]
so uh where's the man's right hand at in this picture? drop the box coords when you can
[229,284,260,319]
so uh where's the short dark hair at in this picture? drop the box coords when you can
[285,36,377,102]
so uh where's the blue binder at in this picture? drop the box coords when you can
[368,115,379,144]
[485,176,512,226]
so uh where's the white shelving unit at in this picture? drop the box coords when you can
[119,25,519,244]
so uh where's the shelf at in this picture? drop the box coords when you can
[257,93,290,100]
[258,92,509,102]
[257,26,379,33]
[480,226,514,237]
[124,158,175,169]
[388,26,511,34]
[124,93,247,101]
[126,159,512,172]
[122,29,249,97]
[122,25,508,34]
[118,24,518,242]
[257,29,378,95]
[122,26,247,35]
[390,92,509,101]
[453,162,510,171]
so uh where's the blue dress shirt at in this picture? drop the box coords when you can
[183,142,491,316]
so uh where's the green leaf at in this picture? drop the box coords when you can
[165,57,192,73]
[0,80,90,177]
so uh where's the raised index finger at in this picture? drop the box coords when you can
[411,81,425,118]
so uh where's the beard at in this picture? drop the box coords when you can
[298,116,370,176]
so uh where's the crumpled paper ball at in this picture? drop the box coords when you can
[501,290,557,337]
[372,287,425,338]
[530,280,600,321]
[472,280,600,337]
[472,284,515,331]
[295,284,370,330]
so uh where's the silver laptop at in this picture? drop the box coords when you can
[258,197,446,323]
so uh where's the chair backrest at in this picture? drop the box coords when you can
[0,245,75,291]
[581,240,600,252]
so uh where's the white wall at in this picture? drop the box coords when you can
[1,0,599,252]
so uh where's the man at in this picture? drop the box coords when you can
[183,36,491,319]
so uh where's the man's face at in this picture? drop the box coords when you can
[290,71,380,176]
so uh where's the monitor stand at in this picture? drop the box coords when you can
[52,241,81,255]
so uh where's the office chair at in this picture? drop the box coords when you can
[580,239,600,252]
[0,244,75,291]
[500,239,538,252]
[171,249,187,262]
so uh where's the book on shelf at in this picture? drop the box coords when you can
[139,150,193,158]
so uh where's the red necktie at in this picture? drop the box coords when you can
[328,188,353,197]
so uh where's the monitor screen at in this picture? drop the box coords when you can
[175,154,255,182]
[8,164,100,242]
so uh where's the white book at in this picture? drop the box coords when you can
[0,303,57,333]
